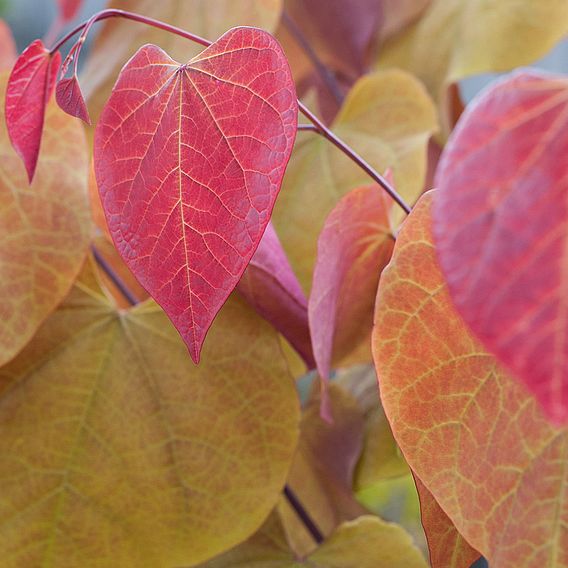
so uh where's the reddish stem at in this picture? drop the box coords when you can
[91,244,140,306]
[49,8,211,54]
[298,101,411,214]
[49,9,410,216]
[281,10,344,107]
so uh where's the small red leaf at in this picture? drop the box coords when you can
[238,222,314,368]
[56,75,90,124]
[56,0,83,23]
[433,70,568,424]
[309,184,394,412]
[94,28,298,363]
[5,40,61,182]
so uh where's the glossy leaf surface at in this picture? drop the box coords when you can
[374,191,568,567]
[414,476,480,568]
[309,184,394,397]
[82,0,283,122]
[238,223,314,368]
[5,40,61,181]
[377,0,568,132]
[0,74,90,366]
[433,71,568,424]
[94,28,298,363]
[273,70,437,290]
[0,261,300,567]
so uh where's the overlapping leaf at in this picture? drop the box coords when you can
[5,40,61,181]
[276,0,430,123]
[433,70,568,424]
[414,476,480,568]
[309,184,394,399]
[278,383,366,556]
[273,69,437,290]
[81,0,283,122]
[94,28,298,363]
[0,260,300,567]
[237,223,314,368]
[373,191,568,567]
[284,0,383,78]
[377,0,568,133]
[334,365,407,487]
[0,74,90,366]
[200,513,428,567]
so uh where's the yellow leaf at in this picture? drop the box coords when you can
[273,70,437,290]
[0,73,90,366]
[309,516,428,568]
[377,0,568,133]
[200,514,427,567]
[0,260,300,567]
[198,512,300,567]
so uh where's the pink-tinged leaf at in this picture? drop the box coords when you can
[5,40,61,182]
[94,28,298,363]
[0,20,17,70]
[309,184,394,414]
[433,70,568,424]
[56,0,83,22]
[414,475,480,568]
[56,75,90,124]
[238,223,315,368]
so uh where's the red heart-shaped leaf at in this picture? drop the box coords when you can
[433,70,568,424]
[5,40,61,182]
[94,27,298,363]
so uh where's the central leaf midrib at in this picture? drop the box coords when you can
[175,72,196,354]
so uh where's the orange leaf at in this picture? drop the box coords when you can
[0,72,90,366]
[373,190,568,567]
[414,475,480,568]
